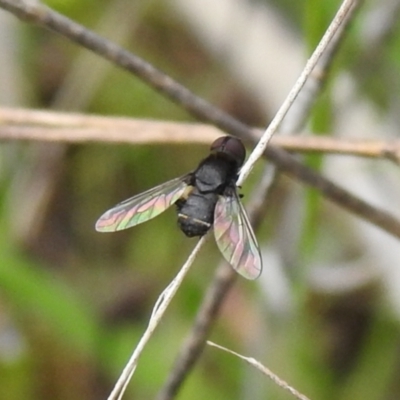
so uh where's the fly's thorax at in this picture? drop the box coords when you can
[194,155,238,193]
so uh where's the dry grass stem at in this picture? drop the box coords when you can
[156,165,276,400]
[237,0,359,185]
[207,341,311,400]
[107,237,206,400]
[2,107,399,162]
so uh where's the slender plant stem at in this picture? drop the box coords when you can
[156,167,278,400]
[207,342,311,400]
[237,0,359,185]
[1,107,398,162]
[107,237,206,400]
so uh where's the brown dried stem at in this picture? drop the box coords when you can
[1,107,399,162]
[156,166,276,400]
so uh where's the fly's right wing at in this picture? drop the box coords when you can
[213,188,262,280]
[96,175,190,232]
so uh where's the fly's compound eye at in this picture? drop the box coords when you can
[210,136,246,167]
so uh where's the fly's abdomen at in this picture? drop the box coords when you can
[177,192,217,237]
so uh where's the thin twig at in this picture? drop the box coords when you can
[107,237,206,400]
[264,144,400,239]
[156,166,277,400]
[280,0,362,133]
[207,341,311,400]
[237,0,358,185]
[157,2,362,400]
[1,107,400,162]
[156,3,363,397]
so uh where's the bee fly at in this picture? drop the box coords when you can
[95,136,262,279]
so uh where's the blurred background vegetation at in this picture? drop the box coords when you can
[1,0,400,399]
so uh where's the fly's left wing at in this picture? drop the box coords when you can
[213,188,262,279]
[96,176,189,232]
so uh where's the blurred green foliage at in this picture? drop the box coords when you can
[1,0,400,399]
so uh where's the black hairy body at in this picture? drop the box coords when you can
[176,154,239,237]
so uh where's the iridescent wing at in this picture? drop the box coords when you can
[96,175,190,232]
[213,188,262,279]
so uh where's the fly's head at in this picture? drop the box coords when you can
[210,136,246,169]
